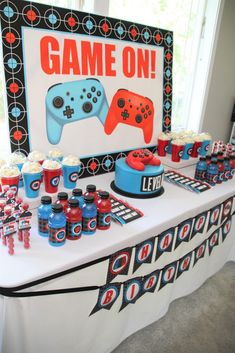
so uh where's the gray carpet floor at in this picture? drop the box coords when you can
[112,262,235,353]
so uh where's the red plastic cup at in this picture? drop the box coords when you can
[158,138,170,157]
[43,168,61,193]
[171,143,184,162]
[191,141,202,158]
[1,175,20,195]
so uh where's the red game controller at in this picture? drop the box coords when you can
[126,149,161,171]
[104,89,154,143]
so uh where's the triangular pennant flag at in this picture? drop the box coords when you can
[207,204,221,231]
[190,211,208,240]
[174,218,193,250]
[176,251,193,279]
[221,197,233,223]
[90,282,121,315]
[119,277,143,311]
[133,238,155,273]
[193,240,208,266]
[221,217,232,242]
[106,247,133,282]
[159,260,178,290]
[155,228,175,261]
[208,228,220,255]
[140,270,161,298]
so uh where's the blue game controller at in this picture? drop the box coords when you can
[46,78,109,144]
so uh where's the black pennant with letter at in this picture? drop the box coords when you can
[119,277,143,311]
[190,211,208,240]
[176,251,193,279]
[106,247,133,283]
[90,282,121,316]
[174,218,193,250]
[208,228,220,255]
[193,240,208,266]
[159,260,178,290]
[221,217,232,242]
[133,237,155,273]
[155,228,175,261]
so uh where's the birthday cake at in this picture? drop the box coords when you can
[111,149,164,198]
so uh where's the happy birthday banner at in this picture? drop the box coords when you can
[90,215,232,315]
[106,196,234,283]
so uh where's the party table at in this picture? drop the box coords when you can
[0,166,235,353]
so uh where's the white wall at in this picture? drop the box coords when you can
[201,0,235,142]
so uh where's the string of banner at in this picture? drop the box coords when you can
[91,195,234,314]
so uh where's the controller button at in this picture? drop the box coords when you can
[128,99,131,102]
[83,102,93,113]
[80,95,84,99]
[130,105,132,108]
[53,96,64,109]
[140,103,143,106]
[121,109,129,120]
[117,98,125,108]
[93,97,97,103]
[135,114,142,124]
[87,93,92,98]
[71,97,74,101]
[97,91,101,96]
[141,108,145,113]
[146,105,149,110]
[133,153,138,157]
[148,110,152,115]
[91,86,96,92]
[63,106,74,119]
[66,92,70,96]
[144,114,147,119]
[83,88,86,93]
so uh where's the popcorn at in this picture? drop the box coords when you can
[48,148,63,159]
[22,161,42,174]
[158,132,170,141]
[0,164,20,177]
[183,137,194,144]
[199,133,211,141]
[42,159,61,170]
[9,151,27,164]
[193,135,204,142]
[28,150,45,162]
[0,159,6,168]
[172,139,185,146]
[62,155,81,166]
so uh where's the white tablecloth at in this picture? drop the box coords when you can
[0,167,235,353]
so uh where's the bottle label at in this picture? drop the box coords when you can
[49,227,66,244]
[82,217,97,233]
[195,169,206,180]
[66,221,82,238]
[206,173,217,185]
[38,217,49,234]
[98,212,111,228]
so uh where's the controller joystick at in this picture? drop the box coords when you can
[104,89,154,143]
[126,149,161,171]
[46,79,109,144]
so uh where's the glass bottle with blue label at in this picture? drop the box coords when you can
[223,157,231,181]
[38,196,52,237]
[66,198,82,240]
[206,161,218,186]
[48,204,66,246]
[195,157,207,181]
[71,188,84,208]
[82,195,97,235]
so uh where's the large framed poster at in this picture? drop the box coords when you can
[0,0,173,177]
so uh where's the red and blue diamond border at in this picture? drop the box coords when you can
[0,0,173,178]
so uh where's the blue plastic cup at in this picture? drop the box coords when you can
[62,165,80,189]
[23,172,42,198]
[182,143,194,160]
[16,163,24,188]
[199,140,211,156]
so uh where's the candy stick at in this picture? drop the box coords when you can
[19,203,32,250]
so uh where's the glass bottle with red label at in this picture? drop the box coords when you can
[65,199,82,240]
[84,184,99,205]
[48,204,66,247]
[56,192,68,213]
[97,191,111,230]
